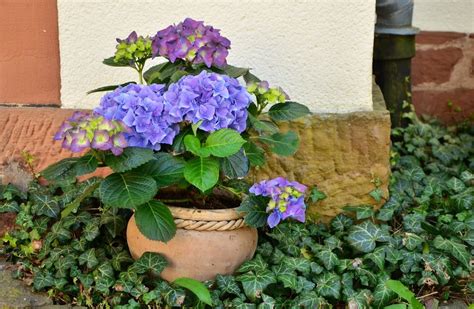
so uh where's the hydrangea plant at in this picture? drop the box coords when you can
[43,18,313,242]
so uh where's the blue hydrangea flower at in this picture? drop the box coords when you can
[250,177,307,228]
[94,83,181,151]
[164,71,251,132]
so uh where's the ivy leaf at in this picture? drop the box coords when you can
[347,289,373,309]
[33,269,54,290]
[315,272,341,299]
[221,149,249,179]
[183,156,220,192]
[446,177,466,193]
[111,251,134,271]
[432,235,471,268]
[258,131,299,156]
[100,208,126,238]
[315,248,340,270]
[131,252,168,275]
[460,170,474,183]
[282,257,312,274]
[135,153,185,187]
[365,246,385,270]
[309,187,326,203]
[450,187,474,210]
[403,233,423,251]
[369,188,384,203]
[173,277,213,306]
[0,201,20,213]
[373,280,396,308]
[237,270,276,302]
[135,201,176,242]
[344,205,374,220]
[294,291,328,308]
[78,248,99,269]
[268,101,311,121]
[99,172,157,208]
[238,255,268,273]
[83,220,100,241]
[31,194,60,218]
[347,221,382,253]
[104,147,154,173]
[243,142,266,167]
[258,294,276,309]
[331,214,353,232]
[204,129,246,157]
[94,262,115,293]
[237,195,268,228]
[216,274,241,295]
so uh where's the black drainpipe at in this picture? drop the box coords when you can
[373,0,419,127]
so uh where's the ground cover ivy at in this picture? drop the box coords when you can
[1,115,473,307]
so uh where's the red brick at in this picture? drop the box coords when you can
[0,0,60,105]
[412,47,463,85]
[416,31,466,45]
[0,107,77,172]
[413,89,474,124]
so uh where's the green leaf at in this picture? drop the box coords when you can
[183,157,220,192]
[135,153,185,187]
[373,280,396,308]
[61,178,100,218]
[143,62,169,83]
[315,272,341,299]
[237,270,276,302]
[99,172,157,208]
[170,70,188,83]
[386,280,423,309]
[365,246,385,270]
[33,269,54,290]
[243,142,266,166]
[237,195,268,228]
[221,64,249,78]
[102,56,131,67]
[446,177,466,193]
[87,82,135,94]
[347,221,382,253]
[315,249,340,270]
[295,291,327,308]
[344,205,374,220]
[173,277,213,306]
[268,101,311,121]
[0,201,20,213]
[204,129,246,157]
[258,131,299,156]
[384,305,407,309]
[215,274,241,295]
[184,135,210,157]
[432,235,471,268]
[238,255,268,273]
[131,252,168,274]
[248,114,279,134]
[135,201,176,242]
[40,157,81,182]
[31,194,60,218]
[104,147,154,173]
[221,149,249,178]
[78,248,99,269]
[309,187,327,203]
[370,188,385,202]
[347,289,372,309]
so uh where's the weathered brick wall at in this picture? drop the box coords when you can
[412,31,474,124]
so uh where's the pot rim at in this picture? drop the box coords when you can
[168,205,244,221]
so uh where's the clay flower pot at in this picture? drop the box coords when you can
[127,205,258,281]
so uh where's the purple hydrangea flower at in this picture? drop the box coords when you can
[249,177,307,228]
[152,18,231,67]
[54,112,128,155]
[94,83,181,150]
[164,71,252,132]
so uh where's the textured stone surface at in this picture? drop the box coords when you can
[412,47,463,85]
[253,85,391,220]
[416,31,467,45]
[0,261,53,308]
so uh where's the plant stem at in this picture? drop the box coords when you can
[157,198,192,204]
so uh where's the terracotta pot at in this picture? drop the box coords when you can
[126,205,258,281]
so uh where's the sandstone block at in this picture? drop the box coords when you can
[412,47,463,85]
[416,31,466,45]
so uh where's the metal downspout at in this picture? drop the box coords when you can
[373,0,419,127]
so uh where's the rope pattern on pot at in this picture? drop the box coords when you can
[174,218,246,231]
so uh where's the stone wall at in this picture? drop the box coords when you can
[412,31,474,124]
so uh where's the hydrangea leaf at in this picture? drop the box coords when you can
[236,270,276,302]
[258,131,299,156]
[183,157,219,192]
[347,221,382,253]
[135,153,185,187]
[385,280,423,309]
[173,277,213,306]
[86,82,136,94]
[315,272,341,299]
[99,172,157,208]
[135,201,176,242]
[204,129,246,158]
[243,142,266,167]
[221,64,249,78]
[184,135,211,157]
[248,114,279,134]
[104,147,154,173]
[221,149,249,179]
[237,195,268,228]
[40,157,84,182]
[268,102,311,121]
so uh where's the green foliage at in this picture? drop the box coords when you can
[267,101,311,121]
[134,201,176,242]
[183,156,220,192]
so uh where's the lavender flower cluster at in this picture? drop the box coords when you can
[250,177,307,228]
[151,18,231,67]
[164,71,251,132]
[94,84,180,151]
[54,112,128,155]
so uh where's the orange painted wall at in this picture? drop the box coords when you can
[0,0,60,105]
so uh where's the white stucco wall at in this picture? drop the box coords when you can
[414,0,474,33]
[57,0,376,113]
